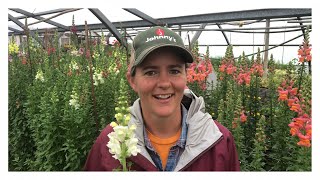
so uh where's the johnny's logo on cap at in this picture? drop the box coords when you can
[130,26,194,75]
[156,28,164,36]
[145,28,176,43]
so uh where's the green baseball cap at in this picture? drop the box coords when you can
[131,26,194,75]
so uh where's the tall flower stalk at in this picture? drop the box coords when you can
[250,115,267,171]
[106,78,140,171]
[187,42,213,92]
[297,26,312,92]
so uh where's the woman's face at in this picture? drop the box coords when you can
[128,48,187,120]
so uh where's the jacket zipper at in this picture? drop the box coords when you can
[178,135,224,171]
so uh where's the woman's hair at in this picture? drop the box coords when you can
[128,44,136,76]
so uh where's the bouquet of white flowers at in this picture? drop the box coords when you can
[107,79,140,171]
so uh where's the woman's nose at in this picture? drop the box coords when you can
[157,72,171,89]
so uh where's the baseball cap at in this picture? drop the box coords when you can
[130,26,194,75]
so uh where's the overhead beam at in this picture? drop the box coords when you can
[78,8,312,30]
[171,24,310,31]
[9,27,22,33]
[9,8,70,30]
[9,24,311,36]
[158,8,311,25]
[123,8,165,26]
[89,8,127,48]
[9,8,311,35]
[216,24,230,45]
[8,13,44,48]
[287,20,311,23]
[236,33,305,59]
[190,23,207,47]
[296,17,306,39]
[8,8,70,21]
[198,44,303,47]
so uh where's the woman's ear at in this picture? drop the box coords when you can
[126,71,137,92]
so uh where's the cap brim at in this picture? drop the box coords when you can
[134,44,194,68]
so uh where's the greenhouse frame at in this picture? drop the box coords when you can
[8,8,312,172]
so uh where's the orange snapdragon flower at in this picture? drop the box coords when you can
[290,103,301,113]
[278,90,288,101]
[297,139,311,147]
[289,88,298,96]
[287,99,295,107]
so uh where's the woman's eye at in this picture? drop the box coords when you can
[170,69,181,75]
[145,71,157,76]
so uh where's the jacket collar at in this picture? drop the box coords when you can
[128,89,223,171]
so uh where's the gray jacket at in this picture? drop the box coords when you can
[128,89,223,171]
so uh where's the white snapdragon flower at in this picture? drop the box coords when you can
[69,61,79,71]
[71,50,80,56]
[72,62,79,70]
[92,51,100,59]
[114,125,128,142]
[87,66,95,71]
[112,67,120,75]
[35,69,45,82]
[93,71,105,86]
[107,133,122,159]
[107,124,140,161]
[126,137,140,156]
[97,73,104,84]
[107,79,139,171]
[93,73,99,86]
[69,91,80,110]
[101,40,108,45]
[108,63,119,75]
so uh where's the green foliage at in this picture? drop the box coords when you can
[256,48,261,64]
[114,78,131,125]
[9,53,36,170]
[8,29,130,171]
[190,47,312,171]
[225,45,234,59]
[232,93,249,171]
[249,115,267,171]
[9,28,312,172]
[268,103,297,170]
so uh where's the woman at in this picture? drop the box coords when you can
[84,26,240,171]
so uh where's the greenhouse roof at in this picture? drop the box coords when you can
[8,8,312,62]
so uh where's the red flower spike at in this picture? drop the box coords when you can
[297,139,311,147]
[278,90,288,101]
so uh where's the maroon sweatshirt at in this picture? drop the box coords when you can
[84,120,240,171]
[84,90,240,171]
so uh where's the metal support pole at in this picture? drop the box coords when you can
[8,13,44,48]
[263,19,270,78]
[123,8,165,26]
[190,23,207,48]
[9,8,70,30]
[89,8,127,48]
[217,23,230,45]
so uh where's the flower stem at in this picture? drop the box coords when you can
[120,143,127,171]
[85,21,99,135]
[297,62,305,95]
[121,158,127,171]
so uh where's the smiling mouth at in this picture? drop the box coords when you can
[153,94,173,100]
